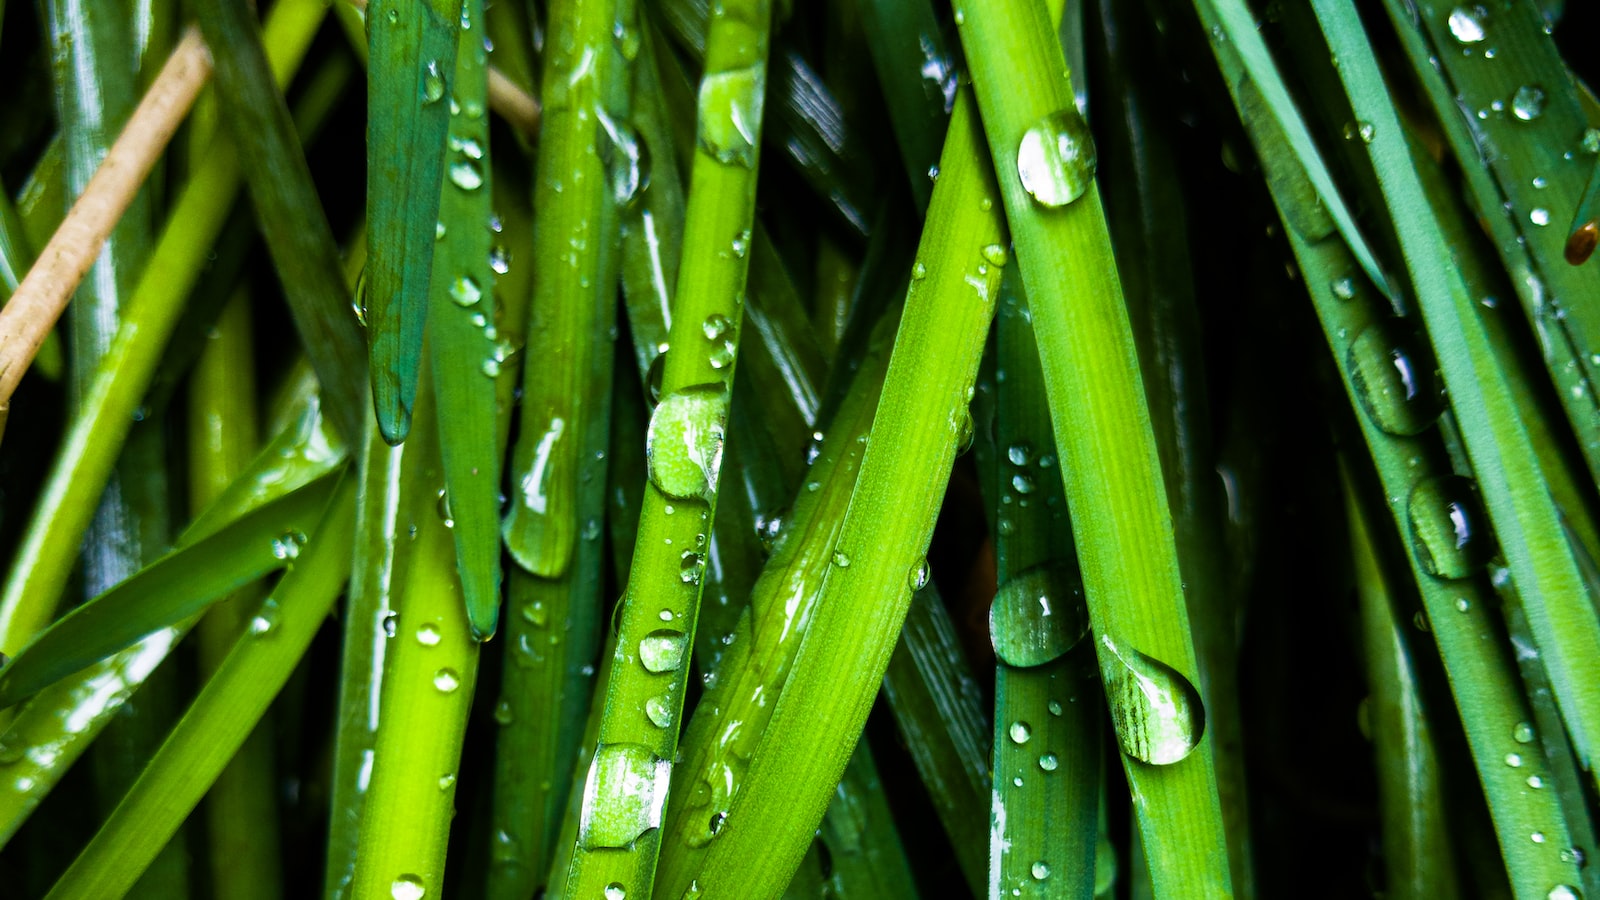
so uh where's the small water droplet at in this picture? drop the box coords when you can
[489,245,510,275]
[391,874,427,900]
[1039,753,1059,771]
[450,160,484,191]
[982,243,1009,266]
[832,550,852,568]
[646,385,729,501]
[416,623,442,646]
[912,262,928,280]
[1548,886,1581,900]
[434,669,461,693]
[1011,473,1036,495]
[1528,775,1545,789]
[991,563,1088,667]
[1408,475,1495,579]
[697,64,764,168]
[578,743,672,848]
[1506,752,1523,767]
[1348,320,1445,436]
[639,630,687,673]
[1047,700,1063,716]
[1533,831,1547,843]
[422,61,445,103]
[605,884,627,900]
[1009,721,1032,744]
[522,602,548,627]
[1017,108,1097,208]
[271,531,306,560]
[1031,861,1051,880]
[1344,120,1376,143]
[1511,84,1547,121]
[435,221,447,240]
[1100,635,1205,765]
[494,701,513,725]
[1331,277,1357,300]
[909,558,931,591]
[645,695,673,728]
[250,599,281,636]
[1514,721,1536,743]
[731,229,750,258]
[1531,208,1552,226]
[702,313,732,341]
[440,772,458,790]
[1448,6,1486,43]
[448,275,483,307]
[680,549,704,584]
[1007,443,1033,466]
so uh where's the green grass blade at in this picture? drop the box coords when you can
[0,474,337,707]
[686,88,1003,896]
[366,0,463,443]
[196,0,362,445]
[41,476,356,900]
[856,0,952,210]
[1568,154,1599,265]
[1313,0,1600,796]
[561,0,772,894]
[503,0,635,578]
[426,0,502,636]
[817,744,924,899]
[0,0,328,660]
[955,0,1231,890]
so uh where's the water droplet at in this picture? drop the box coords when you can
[909,558,931,591]
[1032,861,1051,880]
[494,701,513,725]
[422,61,445,103]
[1011,473,1036,495]
[1533,831,1547,843]
[832,551,852,568]
[1007,443,1033,466]
[639,630,687,673]
[450,160,484,191]
[680,550,704,584]
[1455,597,1471,612]
[1039,753,1059,771]
[250,599,281,636]
[416,623,442,646]
[990,563,1088,667]
[605,884,627,900]
[1100,634,1205,765]
[434,669,461,693]
[982,243,1009,266]
[954,409,975,455]
[646,385,729,502]
[391,875,427,900]
[1009,721,1032,744]
[1347,320,1444,436]
[645,695,673,728]
[1560,848,1587,865]
[382,613,398,638]
[1584,129,1600,155]
[271,531,306,560]
[1408,475,1495,579]
[481,357,502,378]
[1514,721,1536,743]
[1344,120,1376,143]
[489,245,510,275]
[912,262,928,280]
[1448,6,1486,43]
[1548,886,1581,900]
[435,221,447,240]
[578,743,672,849]
[450,134,485,160]
[440,772,458,790]
[599,113,650,210]
[1531,208,1552,226]
[702,314,732,341]
[449,276,482,307]
[697,64,764,168]
[1047,700,1063,716]
[1528,775,1545,789]
[731,229,750,258]
[1331,277,1357,300]
[1512,84,1547,121]
[1506,752,1523,767]
[1017,108,1098,208]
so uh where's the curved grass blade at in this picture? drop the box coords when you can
[955,0,1230,889]
[0,473,339,707]
[685,87,1003,897]
[427,0,502,637]
[196,0,363,446]
[1313,0,1600,797]
[560,0,772,894]
[0,0,330,664]
[366,0,463,443]
[41,476,356,900]
[502,0,636,578]
[816,744,923,899]
[990,267,1099,900]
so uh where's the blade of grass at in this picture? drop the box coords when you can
[954,0,1231,889]
[41,475,356,900]
[817,743,924,899]
[365,0,462,442]
[427,0,502,636]
[502,0,635,578]
[856,0,954,210]
[683,86,1003,896]
[0,0,329,660]
[559,0,772,895]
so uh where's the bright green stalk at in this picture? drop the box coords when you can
[560,0,772,895]
[503,0,636,578]
[686,87,1003,897]
[366,0,462,442]
[1314,0,1600,799]
[955,0,1230,890]
[426,0,502,637]
[42,477,356,900]
[0,0,328,662]
[349,379,481,900]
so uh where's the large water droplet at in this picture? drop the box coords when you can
[1009,721,1032,744]
[1511,85,1547,121]
[422,61,445,103]
[1099,635,1205,765]
[605,885,627,900]
[578,743,672,849]
[1408,475,1496,579]
[391,874,427,900]
[1547,886,1581,900]
[639,630,687,673]
[1448,6,1486,43]
[697,64,765,168]
[990,563,1089,667]
[1531,207,1552,226]
[1031,861,1051,880]
[1016,108,1098,208]
[645,385,728,501]
[1347,320,1444,436]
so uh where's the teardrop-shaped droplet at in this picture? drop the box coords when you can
[1016,108,1098,208]
[697,64,765,168]
[909,558,931,591]
[1347,320,1444,436]
[578,743,672,849]
[645,385,728,501]
[422,61,445,103]
[1511,84,1547,121]
[639,630,687,673]
[1408,475,1496,579]
[600,113,650,210]
[1099,635,1205,765]
[990,563,1089,667]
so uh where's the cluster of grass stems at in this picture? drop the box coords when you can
[0,0,1597,896]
